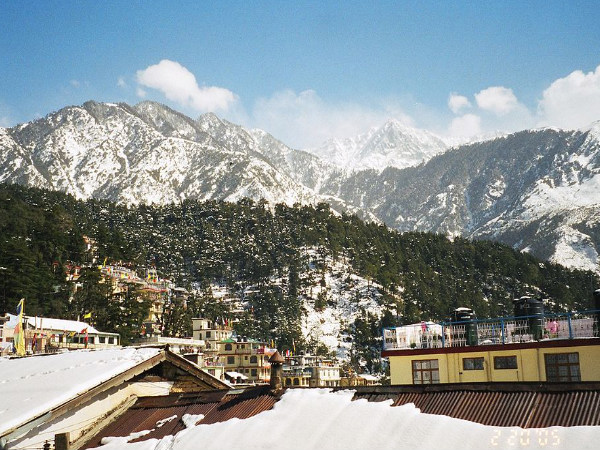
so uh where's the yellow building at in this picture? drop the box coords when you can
[382,310,600,385]
[219,337,271,383]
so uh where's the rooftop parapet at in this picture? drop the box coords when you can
[383,310,600,351]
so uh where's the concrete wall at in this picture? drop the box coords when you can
[389,343,600,385]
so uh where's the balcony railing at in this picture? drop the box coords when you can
[382,310,599,351]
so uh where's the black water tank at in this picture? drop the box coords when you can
[452,307,478,346]
[513,296,544,340]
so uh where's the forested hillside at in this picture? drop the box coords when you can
[1,183,598,368]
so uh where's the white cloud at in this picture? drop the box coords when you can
[475,86,519,116]
[448,93,471,114]
[70,80,81,88]
[447,114,482,139]
[537,64,600,129]
[248,89,414,148]
[117,76,127,88]
[136,60,237,112]
[136,87,147,98]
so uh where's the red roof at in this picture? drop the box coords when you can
[84,386,280,448]
[84,382,600,448]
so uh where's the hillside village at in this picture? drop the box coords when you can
[2,2,600,449]
[0,234,375,389]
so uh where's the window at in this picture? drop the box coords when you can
[463,357,484,370]
[412,359,440,384]
[225,343,232,351]
[251,368,257,377]
[545,353,580,382]
[206,331,211,338]
[99,337,106,344]
[494,356,518,369]
[227,356,235,365]
[88,337,95,344]
[108,337,114,344]
[250,355,258,364]
[293,378,300,386]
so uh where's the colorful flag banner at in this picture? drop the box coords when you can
[14,298,25,356]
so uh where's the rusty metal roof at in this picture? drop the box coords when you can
[84,386,279,448]
[348,382,600,428]
[84,382,600,447]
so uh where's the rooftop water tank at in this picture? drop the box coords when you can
[451,307,478,346]
[513,296,544,340]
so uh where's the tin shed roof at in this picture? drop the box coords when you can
[84,385,280,448]
[348,382,600,428]
[84,382,600,448]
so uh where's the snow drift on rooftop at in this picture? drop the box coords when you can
[94,388,600,450]
[0,347,160,436]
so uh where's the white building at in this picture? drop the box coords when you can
[2,314,120,353]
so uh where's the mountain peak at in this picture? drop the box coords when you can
[308,119,448,171]
[197,112,225,130]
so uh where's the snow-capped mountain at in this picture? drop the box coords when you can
[325,127,600,272]
[0,101,347,207]
[308,119,448,171]
[1,101,599,272]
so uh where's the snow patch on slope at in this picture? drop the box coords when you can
[301,250,384,359]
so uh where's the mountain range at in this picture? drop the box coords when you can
[0,101,598,272]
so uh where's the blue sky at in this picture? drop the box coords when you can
[1,1,599,147]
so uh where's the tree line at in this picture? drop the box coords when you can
[1,183,598,360]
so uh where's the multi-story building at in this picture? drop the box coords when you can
[219,336,271,383]
[282,354,341,387]
[191,318,233,351]
[382,298,600,385]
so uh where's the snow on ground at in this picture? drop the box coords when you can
[301,250,384,359]
[550,226,599,272]
[93,388,600,450]
[0,347,160,436]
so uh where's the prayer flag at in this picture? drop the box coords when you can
[14,299,25,356]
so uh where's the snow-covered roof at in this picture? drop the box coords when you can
[93,388,600,450]
[357,374,378,381]
[225,371,248,379]
[0,347,161,437]
[5,314,102,334]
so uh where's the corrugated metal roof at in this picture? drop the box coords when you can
[84,386,280,448]
[349,382,600,428]
[84,382,600,448]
